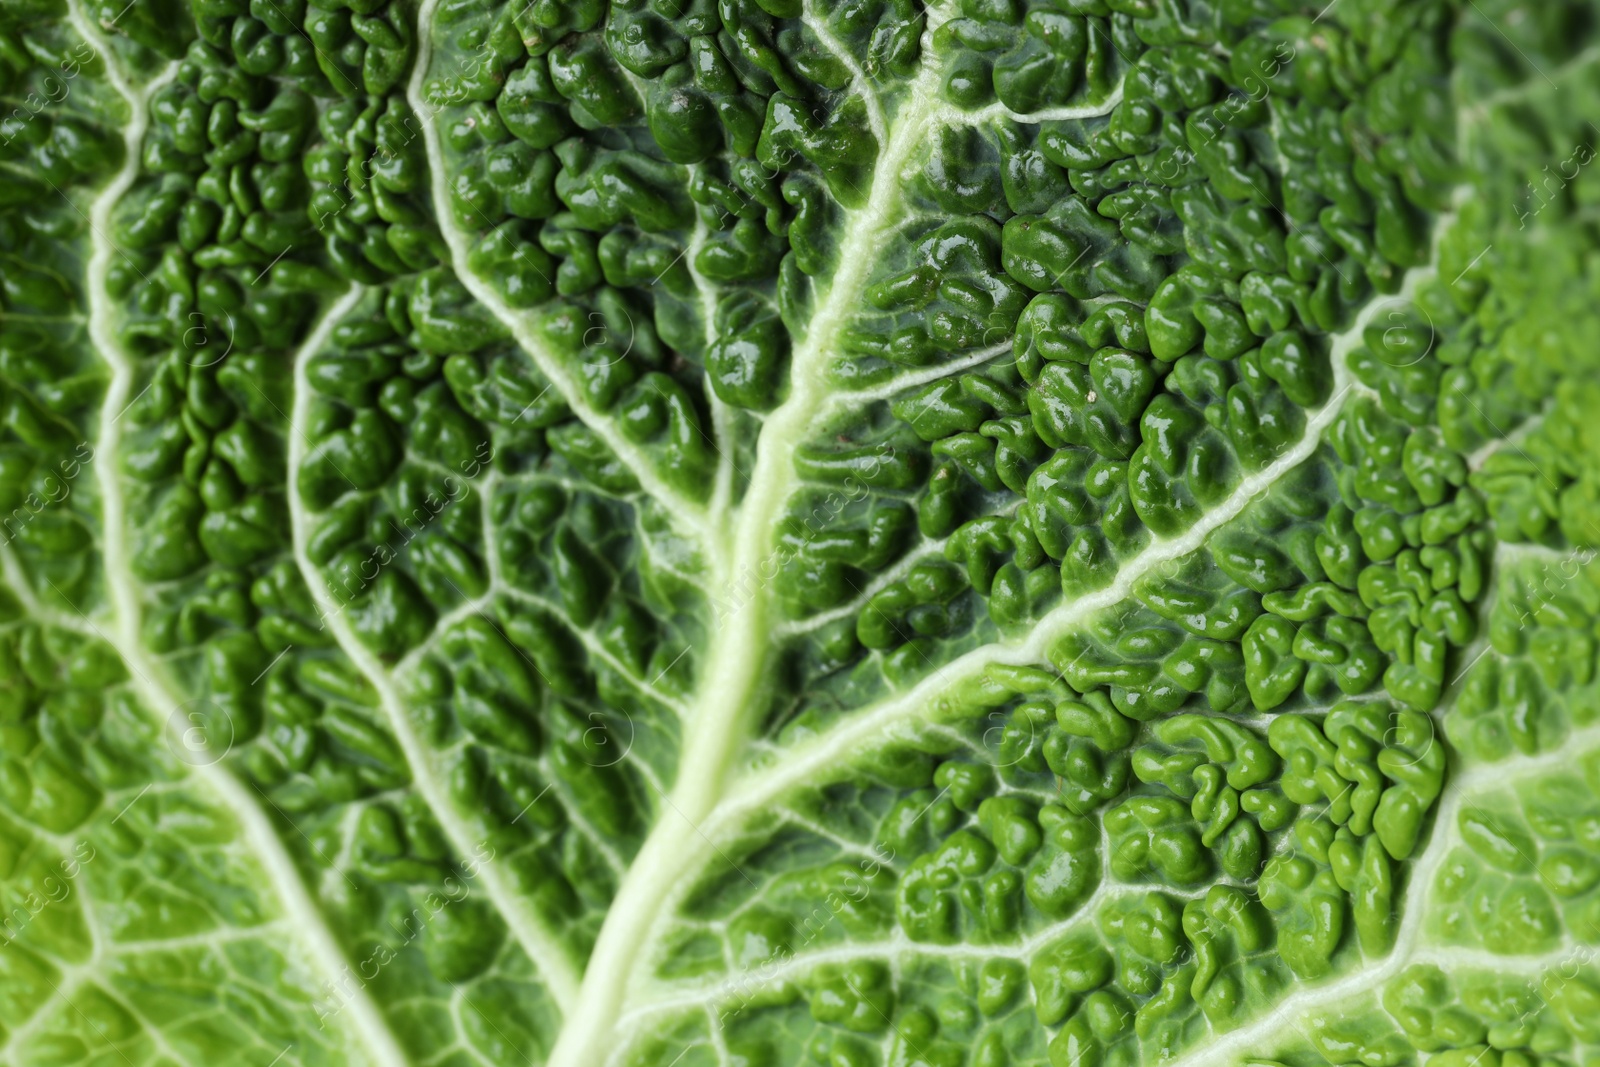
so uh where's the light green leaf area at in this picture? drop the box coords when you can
[3,0,1600,1063]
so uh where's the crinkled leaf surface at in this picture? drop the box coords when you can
[2,0,1600,1064]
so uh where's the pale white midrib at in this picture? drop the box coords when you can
[405,3,712,548]
[548,7,1046,1058]
[399,2,1463,1059]
[60,20,409,1067]
[283,287,584,1012]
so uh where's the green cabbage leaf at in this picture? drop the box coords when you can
[2,0,1600,1064]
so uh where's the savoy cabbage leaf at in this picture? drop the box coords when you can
[2,0,1600,1064]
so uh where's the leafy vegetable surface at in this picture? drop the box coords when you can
[2,0,1600,1063]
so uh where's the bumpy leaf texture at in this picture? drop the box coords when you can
[2,0,1600,1063]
